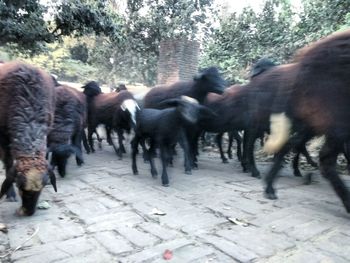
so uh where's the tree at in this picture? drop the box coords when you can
[0,0,121,54]
[94,0,216,86]
[200,0,350,83]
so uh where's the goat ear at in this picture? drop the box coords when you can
[199,105,218,119]
[193,71,204,81]
[48,168,57,192]
[158,98,181,108]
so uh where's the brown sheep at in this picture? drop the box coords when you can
[0,61,57,216]
[48,85,87,177]
[263,29,350,213]
[83,89,140,158]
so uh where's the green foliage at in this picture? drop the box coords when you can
[201,0,350,83]
[94,0,216,86]
[70,43,89,63]
[0,0,122,54]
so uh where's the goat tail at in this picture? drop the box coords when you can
[263,113,292,154]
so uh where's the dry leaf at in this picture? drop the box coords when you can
[151,208,166,216]
[0,223,8,233]
[228,217,249,227]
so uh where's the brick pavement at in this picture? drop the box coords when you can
[0,142,350,263]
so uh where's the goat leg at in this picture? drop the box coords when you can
[131,137,139,175]
[216,133,228,163]
[265,134,302,200]
[179,129,192,175]
[232,130,242,162]
[82,129,91,154]
[87,128,95,153]
[160,145,169,186]
[319,137,350,213]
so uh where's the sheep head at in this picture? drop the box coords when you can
[0,155,57,216]
[193,67,227,95]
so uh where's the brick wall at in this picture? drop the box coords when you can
[157,38,200,85]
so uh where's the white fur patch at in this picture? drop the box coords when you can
[181,96,199,104]
[121,99,140,125]
[263,113,292,154]
[24,168,43,191]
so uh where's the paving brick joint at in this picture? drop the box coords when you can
[0,140,349,263]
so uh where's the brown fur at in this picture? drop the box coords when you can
[0,61,55,215]
[264,29,350,212]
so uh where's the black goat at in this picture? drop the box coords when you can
[143,67,226,168]
[48,85,87,177]
[263,29,350,213]
[81,81,104,149]
[199,85,247,163]
[0,61,57,216]
[131,96,215,186]
[83,88,139,158]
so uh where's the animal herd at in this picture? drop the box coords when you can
[1,29,350,216]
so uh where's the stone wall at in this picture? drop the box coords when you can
[157,38,200,85]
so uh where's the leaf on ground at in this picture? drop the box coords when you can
[228,217,249,227]
[0,223,8,233]
[151,208,166,216]
[37,201,51,210]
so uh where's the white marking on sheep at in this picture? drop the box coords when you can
[263,112,292,154]
[121,99,140,125]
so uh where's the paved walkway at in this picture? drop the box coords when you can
[0,142,350,263]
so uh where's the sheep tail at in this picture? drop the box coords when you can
[263,113,292,154]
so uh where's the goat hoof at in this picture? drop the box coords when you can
[310,161,318,168]
[294,171,302,177]
[303,173,313,185]
[133,170,138,175]
[185,170,192,175]
[264,191,277,200]
[222,159,229,164]
[345,202,350,213]
[151,171,158,178]
[242,166,250,173]
[252,172,261,179]
[152,174,158,179]
[162,183,169,187]
[6,196,17,202]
